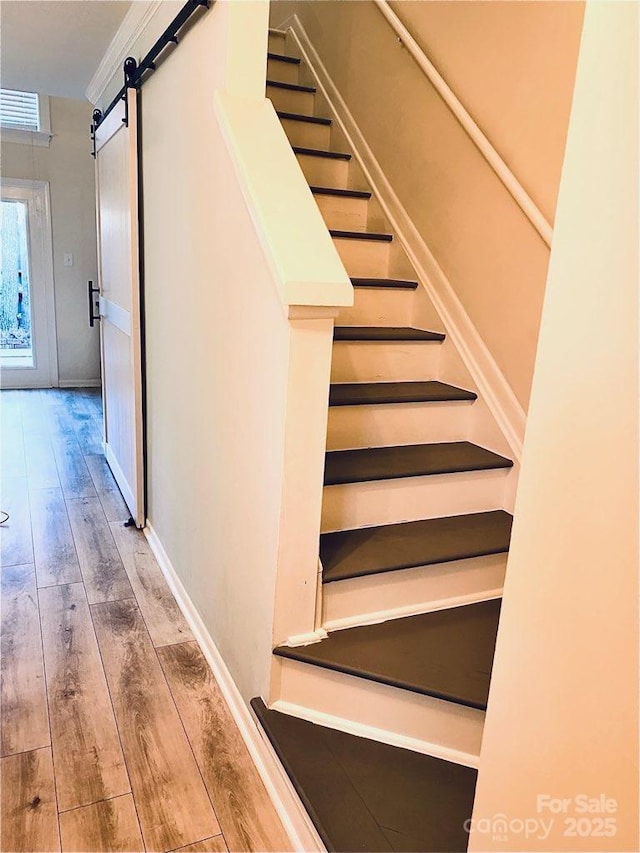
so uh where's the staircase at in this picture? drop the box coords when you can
[253,32,517,852]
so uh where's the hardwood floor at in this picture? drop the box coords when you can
[91,599,220,852]
[1,748,60,853]
[1,564,49,756]
[158,643,291,853]
[39,582,130,812]
[58,795,144,853]
[0,389,290,853]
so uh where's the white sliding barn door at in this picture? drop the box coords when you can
[95,89,145,527]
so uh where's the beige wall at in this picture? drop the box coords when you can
[96,0,306,701]
[143,2,276,701]
[1,97,101,385]
[270,0,584,409]
[470,1,638,849]
[390,0,584,225]
[93,0,352,699]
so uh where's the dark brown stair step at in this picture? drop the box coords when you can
[351,277,418,289]
[329,380,477,407]
[274,598,501,710]
[251,698,476,852]
[330,229,392,242]
[267,52,301,64]
[266,79,316,93]
[324,441,513,486]
[310,185,371,199]
[293,146,351,161]
[333,326,444,342]
[277,111,331,125]
[321,510,513,584]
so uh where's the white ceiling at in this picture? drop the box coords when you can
[1,1,132,100]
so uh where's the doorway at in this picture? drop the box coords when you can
[0,179,58,388]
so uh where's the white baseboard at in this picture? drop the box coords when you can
[284,15,526,463]
[144,523,326,853]
[271,698,479,769]
[58,378,102,388]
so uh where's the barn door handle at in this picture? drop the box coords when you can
[87,281,100,327]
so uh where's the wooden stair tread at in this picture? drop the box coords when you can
[277,111,332,126]
[267,52,301,64]
[329,380,477,407]
[266,79,316,93]
[321,510,513,583]
[310,185,371,199]
[274,599,501,710]
[330,229,392,242]
[293,146,351,161]
[324,441,513,486]
[333,326,444,342]
[251,698,476,852]
[351,277,418,289]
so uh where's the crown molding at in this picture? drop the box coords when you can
[86,0,165,106]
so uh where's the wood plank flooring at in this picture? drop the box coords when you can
[1,748,60,853]
[158,643,291,853]
[1,564,49,756]
[39,582,130,812]
[59,794,144,853]
[0,389,291,853]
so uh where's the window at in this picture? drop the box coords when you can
[0,89,40,131]
[0,178,58,385]
[0,90,51,147]
[1,198,33,365]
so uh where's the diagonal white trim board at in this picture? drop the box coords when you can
[86,1,165,106]
[282,14,526,461]
[271,698,480,769]
[144,522,326,853]
[323,588,505,633]
[373,0,552,248]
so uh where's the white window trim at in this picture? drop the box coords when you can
[0,94,52,147]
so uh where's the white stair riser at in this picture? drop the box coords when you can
[314,193,369,231]
[280,118,331,150]
[322,554,506,629]
[268,32,286,53]
[267,85,315,115]
[333,237,390,278]
[330,340,442,383]
[272,658,483,767]
[296,153,349,187]
[335,286,413,327]
[326,399,474,450]
[267,58,300,85]
[321,468,510,532]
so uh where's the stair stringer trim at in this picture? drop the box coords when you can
[281,14,526,464]
[270,697,480,769]
[322,581,505,633]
